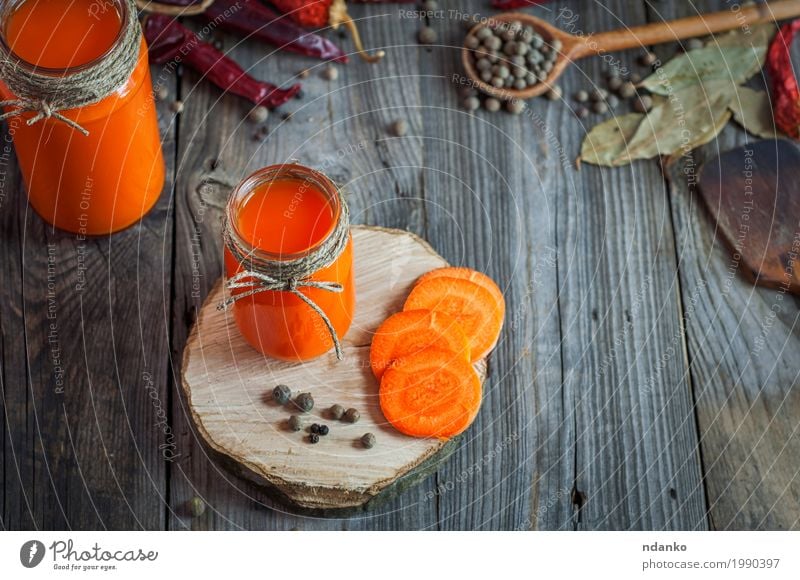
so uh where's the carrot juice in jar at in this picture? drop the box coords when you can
[0,0,165,234]
[223,164,355,362]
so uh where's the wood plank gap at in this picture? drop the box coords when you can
[164,58,185,532]
[660,174,713,530]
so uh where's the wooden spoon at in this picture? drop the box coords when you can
[463,0,800,100]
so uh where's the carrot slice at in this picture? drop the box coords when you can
[379,348,482,438]
[416,267,505,315]
[404,277,504,361]
[370,309,470,380]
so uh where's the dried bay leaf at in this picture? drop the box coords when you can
[640,40,767,96]
[579,113,645,167]
[729,86,781,139]
[615,81,734,164]
[682,109,732,152]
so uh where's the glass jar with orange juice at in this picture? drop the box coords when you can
[0,0,164,234]
[222,164,355,362]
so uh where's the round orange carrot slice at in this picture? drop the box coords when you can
[370,309,470,380]
[379,348,482,438]
[416,267,505,316]
[403,277,504,362]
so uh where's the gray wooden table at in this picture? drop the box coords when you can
[2,0,798,531]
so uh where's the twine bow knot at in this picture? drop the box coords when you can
[0,98,89,135]
[217,270,345,360]
[219,189,351,361]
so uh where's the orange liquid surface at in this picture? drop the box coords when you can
[0,0,165,234]
[236,178,335,255]
[225,175,355,362]
[6,0,122,68]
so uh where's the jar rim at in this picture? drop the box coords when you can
[0,0,128,76]
[225,163,344,263]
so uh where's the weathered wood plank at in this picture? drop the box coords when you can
[414,0,574,530]
[657,0,800,530]
[0,62,177,529]
[546,0,707,530]
[416,0,707,530]
[0,131,37,530]
[167,8,442,529]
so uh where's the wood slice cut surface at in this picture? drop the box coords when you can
[182,226,487,513]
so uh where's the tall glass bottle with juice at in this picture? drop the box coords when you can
[0,0,164,234]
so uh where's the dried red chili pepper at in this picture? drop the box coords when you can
[206,0,347,62]
[143,15,301,108]
[136,0,346,62]
[269,0,384,62]
[491,0,550,8]
[768,20,800,139]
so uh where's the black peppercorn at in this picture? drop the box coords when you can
[319,425,329,436]
[310,423,320,434]
[309,433,320,444]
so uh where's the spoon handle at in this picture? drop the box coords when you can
[572,0,800,58]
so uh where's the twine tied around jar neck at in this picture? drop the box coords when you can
[218,199,351,361]
[0,0,142,136]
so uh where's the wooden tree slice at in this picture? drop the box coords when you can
[182,226,487,514]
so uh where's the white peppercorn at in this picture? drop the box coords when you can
[619,81,637,98]
[633,95,653,113]
[322,65,338,81]
[506,99,525,115]
[639,51,658,66]
[476,27,492,41]
[154,85,169,101]
[288,415,303,431]
[272,384,291,404]
[418,26,437,45]
[248,106,269,124]
[294,393,314,413]
[389,119,408,137]
[189,496,206,517]
[546,85,562,101]
[343,408,360,423]
[484,35,501,51]
[463,96,480,111]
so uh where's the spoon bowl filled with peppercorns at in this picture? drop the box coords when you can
[462,13,570,101]
[463,3,800,101]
